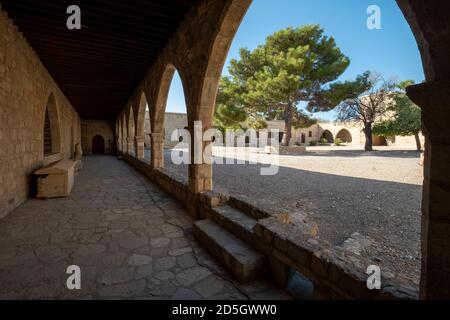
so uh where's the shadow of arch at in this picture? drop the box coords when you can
[336,129,353,143]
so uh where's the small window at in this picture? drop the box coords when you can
[309,131,312,138]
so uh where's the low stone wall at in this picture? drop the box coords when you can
[123,154,418,300]
[254,217,418,300]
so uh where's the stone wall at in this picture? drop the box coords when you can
[0,10,81,218]
[81,120,115,155]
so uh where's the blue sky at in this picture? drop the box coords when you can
[166,0,424,121]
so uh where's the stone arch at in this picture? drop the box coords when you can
[121,114,128,155]
[321,130,334,144]
[42,92,61,157]
[117,119,123,153]
[152,64,178,134]
[193,0,252,128]
[396,0,450,299]
[136,91,149,139]
[336,129,353,143]
[150,64,190,168]
[185,0,251,193]
[131,91,150,159]
[127,106,136,156]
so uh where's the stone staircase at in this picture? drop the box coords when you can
[193,202,268,283]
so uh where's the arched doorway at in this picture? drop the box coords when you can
[321,130,334,143]
[92,135,105,154]
[336,129,353,143]
[373,135,388,146]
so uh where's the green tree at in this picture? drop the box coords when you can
[214,77,248,133]
[218,25,350,146]
[312,71,397,151]
[373,81,422,151]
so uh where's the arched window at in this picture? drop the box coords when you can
[43,93,61,157]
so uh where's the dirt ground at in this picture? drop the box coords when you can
[147,146,423,284]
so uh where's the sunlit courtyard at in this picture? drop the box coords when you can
[156,146,423,284]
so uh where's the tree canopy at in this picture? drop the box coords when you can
[215,25,351,145]
[324,71,398,151]
[373,80,422,150]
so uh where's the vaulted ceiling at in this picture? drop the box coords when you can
[1,0,197,119]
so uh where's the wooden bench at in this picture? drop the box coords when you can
[34,160,77,198]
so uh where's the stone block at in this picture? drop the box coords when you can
[34,160,76,198]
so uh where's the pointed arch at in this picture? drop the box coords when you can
[42,92,61,157]
[136,91,149,139]
[121,114,128,154]
[127,106,136,156]
[336,129,353,143]
[117,118,123,153]
[152,64,177,134]
[194,0,252,126]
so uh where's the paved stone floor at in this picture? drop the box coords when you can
[145,146,422,284]
[0,156,290,300]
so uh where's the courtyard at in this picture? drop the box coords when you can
[154,146,423,283]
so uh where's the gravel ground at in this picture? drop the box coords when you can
[146,146,423,282]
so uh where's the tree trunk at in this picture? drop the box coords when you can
[414,133,422,152]
[364,123,373,151]
[281,104,293,147]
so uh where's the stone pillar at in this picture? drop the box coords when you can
[127,137,134,156]
[151,132,164,168]
[407,80,450,300]
[135,135,145,160]
[117,139,122,153]
[188,123,213,194]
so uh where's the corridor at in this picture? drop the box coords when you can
[0,156,288,300]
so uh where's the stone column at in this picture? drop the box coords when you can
[116,138,121,154]
[135,135,145,160]
[407,80,450,300]
[151,132,164,168]
[127,137,134,156]
[188,123,213,194]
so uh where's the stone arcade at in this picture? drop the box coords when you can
[0,0,450,300]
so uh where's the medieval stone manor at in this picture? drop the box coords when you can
[0,0,449,300]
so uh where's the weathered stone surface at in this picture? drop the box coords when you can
[340,233,375,256]
[101,268,134,285]
[0,10,81,218]
[0,157,285,300]
[193,219,267,283]
[128,254,152,266]
[171,288,202,301]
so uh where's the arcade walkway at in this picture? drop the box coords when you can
[0,156,289,300]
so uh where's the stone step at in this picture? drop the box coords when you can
[228,196,270,220]
[193,219,267,283]
[208,205,258,245]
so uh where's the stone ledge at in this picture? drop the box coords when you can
[255,217,419,300]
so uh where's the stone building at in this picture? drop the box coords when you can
[152,110,424,149]
[293,122,425,148]
[0,0,449,300]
